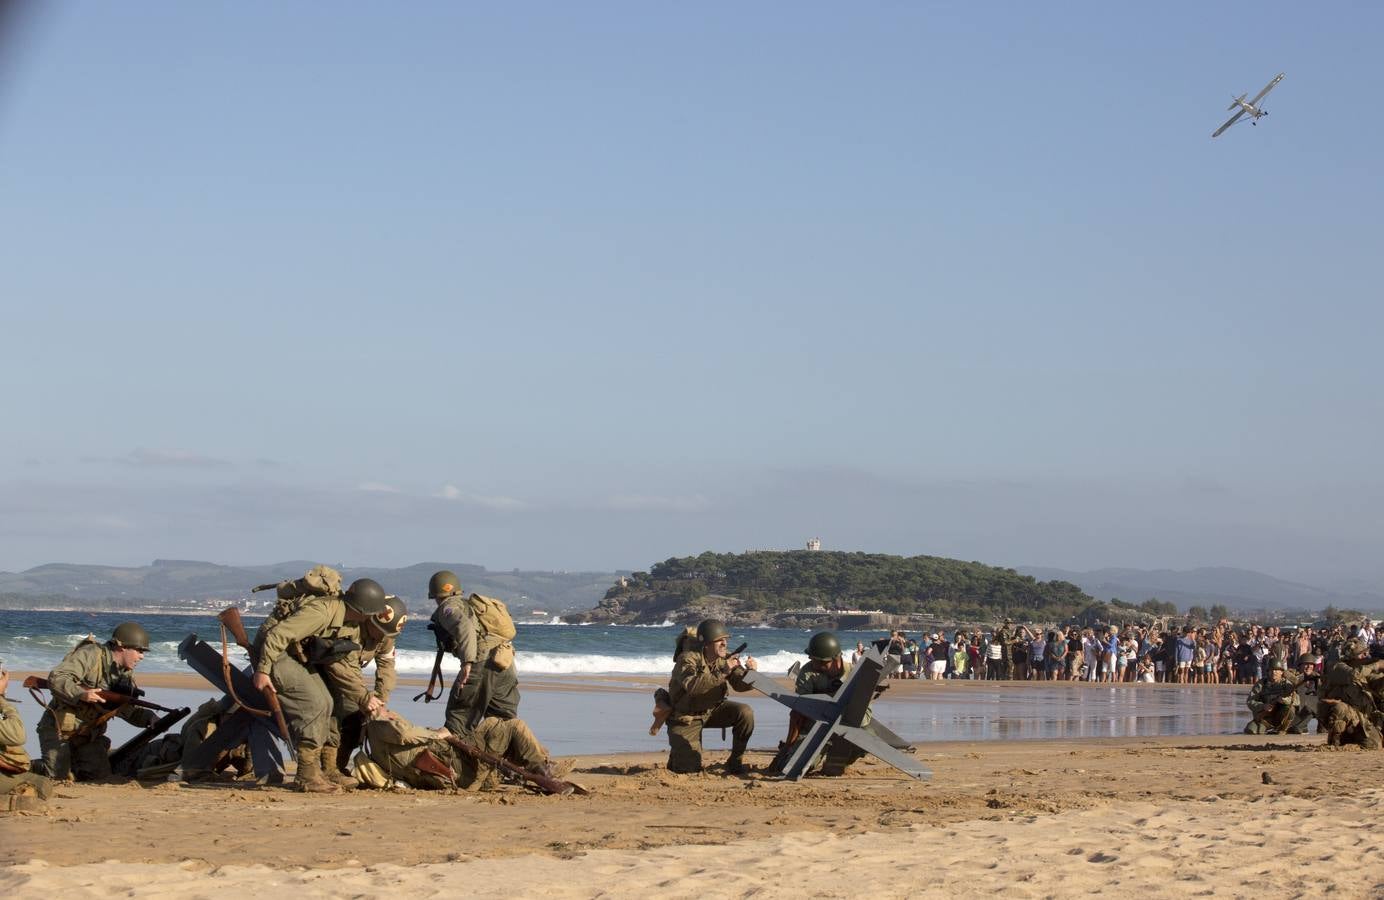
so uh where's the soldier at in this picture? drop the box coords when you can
[1,665,55,812]
[665,619,758,775]
[1243,659,1300,734]
[34,623,159,782]
[361,706,564,791]
[994,619,1015,680]
[325,595,406,773]
[428,570,520,737]
[1318,638,1384,749]
[769,632,868,776]
[251,577,388,791]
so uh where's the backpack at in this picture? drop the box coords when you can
[466,593,517,644]
[276,565,342,600]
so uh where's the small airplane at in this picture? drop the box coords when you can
[1212,72,1285,138]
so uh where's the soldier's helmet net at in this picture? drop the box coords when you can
[428,570,460,600]
[696,619,730,643]
[1269,658,1287,672]
[343,578,388,616]
[805,631,842,661]
[111,622,151,653]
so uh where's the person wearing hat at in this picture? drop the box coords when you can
[664,619,758,775]
[326,595,408,776]
[251,576,388,792]
[1243,658,1301,735]
[767,632,869,776]
[33,622,159,781]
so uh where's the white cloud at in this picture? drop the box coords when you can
[357,482,401,493]
[438,485,529,511]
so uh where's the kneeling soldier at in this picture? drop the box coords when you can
[665,619,757,775]
[35,623,158,782]
[1244,659,1300,734]
[769,631,870,775]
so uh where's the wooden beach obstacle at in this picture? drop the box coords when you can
[743,647,931,782]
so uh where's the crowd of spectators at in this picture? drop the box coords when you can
[855,620,1381,685]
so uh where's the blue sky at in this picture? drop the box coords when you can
[2,2,1381,584]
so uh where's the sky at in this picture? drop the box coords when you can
[2,2,1382,586]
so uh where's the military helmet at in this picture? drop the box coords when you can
[1268,658,1287,672]
[428,570,460,600]
[111,622,151,653]
[1343,638,1369,660]
[343,578,388,616]
[371,595,408,636]
[805,631,842,661]
[696,619,730,643]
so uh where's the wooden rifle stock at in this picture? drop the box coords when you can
[442,734,580,796]
[218,606,295,757]
[22,676,176,714]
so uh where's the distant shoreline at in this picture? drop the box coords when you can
[0,606,267,618]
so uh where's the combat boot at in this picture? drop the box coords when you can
[321,746,356,790]
[723,752,748,776]
[293,744,339,793]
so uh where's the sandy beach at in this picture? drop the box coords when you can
[4,725,1383,898]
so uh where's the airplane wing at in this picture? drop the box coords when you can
[1212,108,1245,138]
[1249,72,1285,107]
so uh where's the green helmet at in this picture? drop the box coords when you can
[111,622,151,653]
[1268,658,1287,672]
[343,578,388,616]
[428,570,461,600]
[805,632,842,661]
[696,619,730,643]
[372,595,408,636]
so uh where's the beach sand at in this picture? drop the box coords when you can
[4,729,1384,898]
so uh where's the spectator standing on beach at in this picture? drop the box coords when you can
[851,642,865,665]
[1044,631,1066,681]
[951,636,968,680]
[1029,631,1047,681]
[927,634,949,681]
[985,634,1005,680]
[967,638,982,680]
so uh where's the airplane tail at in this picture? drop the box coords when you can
[1228,93,1247,111]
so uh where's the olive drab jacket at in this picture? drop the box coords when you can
[45,640,158,734]
[433,593,480,666]
[252,595,350,675]
[0,694,28,773]
[795,661,873,726]
[322,627,398,713]
[667,647,752,720]
[1247,677,1299,716]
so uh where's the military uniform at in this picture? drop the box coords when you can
[665,645,754,773]
[363,711,552,790]
[777,661,868,775]
[324,623,398,766]
[1243,672,1300,734]
[2,693,54,811]
[36,639,158,781]
[252,594,355,753]
[434,591,520,736]
[1318,655,1384,749]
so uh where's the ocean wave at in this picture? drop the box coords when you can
[392,648,807,676]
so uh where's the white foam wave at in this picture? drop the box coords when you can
[392,648,807,676]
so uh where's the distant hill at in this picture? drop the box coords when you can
[1017,566,1384,615]
[570,550,1093,625]
[0,559,622,615]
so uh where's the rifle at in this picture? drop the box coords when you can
[413,621,448,704]
[442,734,584,796]
[109,704,191,774]
[218,606,295,758]
[23,675,183,741]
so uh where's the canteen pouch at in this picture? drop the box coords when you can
[489,642,515,671]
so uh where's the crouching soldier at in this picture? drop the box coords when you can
[665,619,757,775]
[360,707,565,791]
[1,666,54,812]
[251,576,388,792]
[35,623,159,781]
[768,632,869,776]
[1244,659,1300,734]
[1317,639,1384,749]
